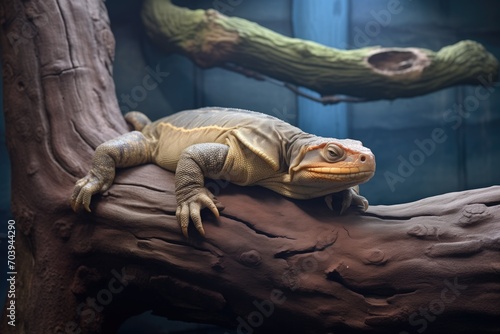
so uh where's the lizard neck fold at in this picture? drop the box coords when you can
[286,133,325,176]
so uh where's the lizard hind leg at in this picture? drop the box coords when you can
[71,131,153,212]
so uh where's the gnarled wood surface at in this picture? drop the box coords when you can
[80,166,500,333]
[0,0,126,332]
[1,0,499,333]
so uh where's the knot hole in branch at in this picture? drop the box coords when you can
[366,48,430,78]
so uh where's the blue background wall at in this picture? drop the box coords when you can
[107,0,500,208]
[348,0,500,204]
[1,0,500,332]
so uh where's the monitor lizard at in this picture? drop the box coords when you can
[71,107,376,237]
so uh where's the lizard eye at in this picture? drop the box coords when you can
[324,144,345,162]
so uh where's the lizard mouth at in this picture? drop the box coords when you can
[304,167,375,182]
[306,166,375,175]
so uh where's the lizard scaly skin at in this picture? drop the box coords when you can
[71,107,375,237]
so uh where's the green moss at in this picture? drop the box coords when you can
[141,0,499,101]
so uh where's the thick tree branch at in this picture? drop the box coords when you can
[141,0,499,101]
[74,166,500,333]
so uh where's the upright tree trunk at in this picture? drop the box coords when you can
[0,0,127,332]
[1,1,500,334]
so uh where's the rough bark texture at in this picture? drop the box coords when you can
[1,1,500,334]
[141,0,499,101]
[75,169,500,334]
[0,0,127,333]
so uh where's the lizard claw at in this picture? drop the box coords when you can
[176,188,223,238]
[325,194,334,211]
[339,189,354,215]
[352,193,369,212]
[325,186,369,214]
[70,172,112,213]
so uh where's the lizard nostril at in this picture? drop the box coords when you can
[360,155,367,163]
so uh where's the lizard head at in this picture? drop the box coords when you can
[288,138,375,192]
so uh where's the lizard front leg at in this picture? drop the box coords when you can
[325,186,369,214]
[71,131,152,212]
[175,143,229,238]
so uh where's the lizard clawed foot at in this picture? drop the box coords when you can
[70,172,113,212]
[176,187,224,238]
[325,186,369,214]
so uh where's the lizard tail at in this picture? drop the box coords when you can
[124,111,152,131]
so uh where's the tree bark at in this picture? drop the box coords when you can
[1,1,500,334]
[141,0,499,102]
[70,168,500,334]
[0,0,127,332]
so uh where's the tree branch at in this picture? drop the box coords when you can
[141,0,499,101]
[75,165,500,333]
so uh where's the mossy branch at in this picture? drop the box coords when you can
[141,0,499,102]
